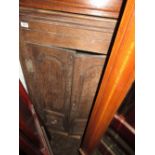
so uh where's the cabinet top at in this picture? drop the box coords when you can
[20,0,123,18]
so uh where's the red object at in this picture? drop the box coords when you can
[19,80,53,155]
[110,114,135,149]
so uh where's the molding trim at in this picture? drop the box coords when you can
[80,0,135,154]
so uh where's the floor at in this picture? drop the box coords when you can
[50,132,101,155]
[49,128,134,155]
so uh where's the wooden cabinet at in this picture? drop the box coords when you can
[20,0,123,139]
[20,40,105,136]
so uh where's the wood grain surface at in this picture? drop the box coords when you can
[20,8,116,54]
[80,0,135,154]
[20,0,123,18]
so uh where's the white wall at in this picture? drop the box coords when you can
[19,62,28,92]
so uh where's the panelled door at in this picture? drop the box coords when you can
[20,42,76,134]
[20,38,106,136]
[70,53,106,136]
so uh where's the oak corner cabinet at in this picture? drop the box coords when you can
[19,0,123,139]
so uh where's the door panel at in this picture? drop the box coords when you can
[20,42,75,132]
[70,53,106,135]
[45,110,65,132]
[20,37,106,136]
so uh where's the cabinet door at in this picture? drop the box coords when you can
[70,53,106,136]
[20,42,75,134]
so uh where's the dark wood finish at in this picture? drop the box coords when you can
[20,4,110,136]
[20,40,106,136]
[20,0,123,18]
[80,0,135,154]
[70,54,106,135]
[126,106,135,128]
[19,80,54,155]
[110,114,135,149]
[20,91,41,148]
[98,128,134,155]
[20,80,42,149]
[20,133,42,155]
[118,82,135,128]
[19,0,124,149]
[98,140,114,155]
[20,27,106,135]
[20,8,116,54]
[20,43,75,134]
